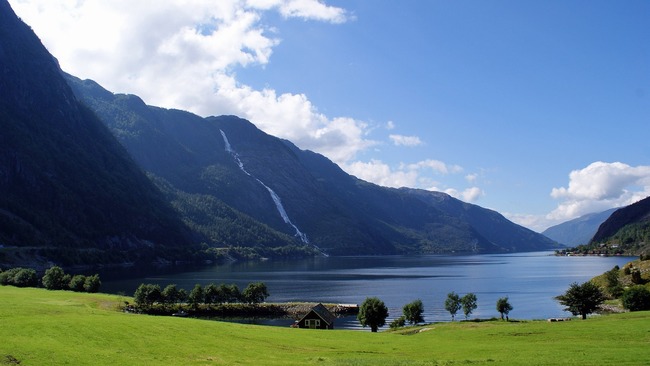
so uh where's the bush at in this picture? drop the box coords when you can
[68,275,87,292]
[0,268,38,287]
[389,316,406,329]
[42,266,70,290]
[621,286,650,311]
[83,274,101,293]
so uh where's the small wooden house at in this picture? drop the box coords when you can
[295,303,336,329]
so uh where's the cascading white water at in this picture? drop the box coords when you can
[220,129,310,244]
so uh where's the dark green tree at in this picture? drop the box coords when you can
[177,288,188,305]
[188,284,205,308]
[203,283,219,306]
[461,293,477,320]
[496,297,513,320]
[555,281,605,319]
[162,284,180,308]
[242,282,269,304]
[42,266,70,290]
[83,274,101,293]
[358,297,389,332]
[621,286,650,311]
[1,268,39,287]
[604,265,623,298]
[133,284,162,309]
[402,299,425,325]
[445,292,462,321]
[68,275,87,292]
[226,284,241,303]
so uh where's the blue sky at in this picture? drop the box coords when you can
[10,0,649,231]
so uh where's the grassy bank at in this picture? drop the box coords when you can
[1,286,649,365]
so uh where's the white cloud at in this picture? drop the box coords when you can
[507,161,650,232]
[342,158,482,203]
[343,160,419,188]
[386,121,396,130]
[8,0,368,164]
[389,134,422,147]
[548,161,650,221]
[443,187,483,203]
[405,160,463,175]
[465,173,478,183]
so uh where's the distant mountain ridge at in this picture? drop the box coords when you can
[0,0,197,267]
[542,208,618,246]
[66,75,559,256]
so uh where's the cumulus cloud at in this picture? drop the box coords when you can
[389,134,422,147]
[547,161,650,221]
[8,0,368,164]
[342,158,482,202]
[443,187,484,203]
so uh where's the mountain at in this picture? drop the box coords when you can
[542,208,618,246]
[66,76,559,256]
[589,196,650,254]
[0,0,198,267]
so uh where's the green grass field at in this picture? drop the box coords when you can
[1,286,649,365]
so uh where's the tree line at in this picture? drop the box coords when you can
[132,282,269,311]
[0,265,101,293]
[357,292,514,332]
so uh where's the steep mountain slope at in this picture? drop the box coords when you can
[0,0,197,267]
[543,208,618,246]
[67,75,558,255]
[589,196,650,254]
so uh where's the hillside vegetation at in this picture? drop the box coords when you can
[1,286,649,365]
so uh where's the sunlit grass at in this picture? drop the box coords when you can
[1,286,649,365]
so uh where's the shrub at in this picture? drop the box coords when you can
[42,266,70,290]
[389,316,406,329]
[69,275,87,292]
[621,286,650,311]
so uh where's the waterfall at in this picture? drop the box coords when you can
[220,129,310,245]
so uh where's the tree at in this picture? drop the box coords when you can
[358,297,389,332]
[203,283,219,306]
[188,284,205,308]
[621,286,650,311]
[604,265,623,298]
[162,284,180,308]
[555,281,605,319]
[445,292,462,321]
[461,293,477,320]
[226,284,241,303]
[402,299,425,325]
[83,274,101,293]
[68,275,87,292]
[133,284,162,309]
[1,268,39,288]
[42,266,70,290]
[496,297,513,320]
[242,282,269,304]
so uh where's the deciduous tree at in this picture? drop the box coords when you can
[445,292,462,321]
[42,266,70,290]
[358,297,389,332]
[555,281,604,319]
[461,293,477,320]
[496,297,513,320]
[242,282,269,304]
[402,299,424,325]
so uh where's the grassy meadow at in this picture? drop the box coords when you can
[1,286,649,365]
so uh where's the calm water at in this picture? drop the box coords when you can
[100,252,633,330]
